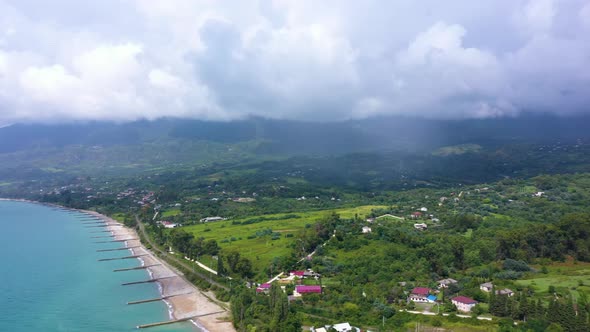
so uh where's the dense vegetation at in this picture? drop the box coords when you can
[2,125,590,331]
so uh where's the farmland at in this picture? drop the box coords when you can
[180,205,386,271]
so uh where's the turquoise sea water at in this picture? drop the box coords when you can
[0,200,196,332]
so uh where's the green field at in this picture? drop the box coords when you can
[181,205,385,271]
[110,213,126,222]
[161,209,181,217]
[516,262,590,299]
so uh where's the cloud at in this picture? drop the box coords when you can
[0,0,588,123]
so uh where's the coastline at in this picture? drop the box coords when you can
[0,199,235,332]
[84,210,236,332]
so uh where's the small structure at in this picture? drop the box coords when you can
[294,285,322,297]
[200,216,224,223]
[414,223,428,230]
[366,217,375,223]
[496,288,515,297]
[452,296,478,312]
[411,211,422,219]
[312,322,359,332]
[158,221,178,229]
[362,226,372,234]
[419,207,428,212]
[290,270,305,277]
[533,191,545,197]
[480,282,493,292]
[332,322,358,332]
[304,270,320,279]
[437,278,458,289]
[408,287,435,303]
[256,283,271,293]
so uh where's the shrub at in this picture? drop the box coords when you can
[503,259,531,272]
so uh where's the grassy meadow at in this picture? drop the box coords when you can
[180,205,386,271]
[516,260,590,299]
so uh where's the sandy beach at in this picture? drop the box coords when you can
[83,210,236,332]
[0,198,236,331]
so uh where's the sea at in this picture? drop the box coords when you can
[0,200,197,332]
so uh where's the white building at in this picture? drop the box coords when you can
[414,223,428,230]
[452,296,478,312]
[200,216,224,223]
[480,282,493,292]
[437,278,458,289]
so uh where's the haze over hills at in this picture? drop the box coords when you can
[2,113,589,154]
[1,113,589,188]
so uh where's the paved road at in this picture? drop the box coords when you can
[136,216,229,291]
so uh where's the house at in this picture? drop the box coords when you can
[158,220,178,228]
[411,211,422,219]
[332,322,358,332]
[452,296,478,312]
[303,270,320,278]
[290,270,305,277]
[496,288,515,297]
[533,191,545,197]
[312,322,359,332]
[480,282,493,292]
[437,278,458,289]
[420,207,428,212]
[362,226,372,233]
[414,223,428,230]
[256,283,271,293]
[200,216,224,223]
[294,285,322,297]
[366,217,375,223]
[408,287,435,303]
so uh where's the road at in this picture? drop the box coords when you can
[135,216,229,291]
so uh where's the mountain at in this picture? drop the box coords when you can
[0,114,589,181]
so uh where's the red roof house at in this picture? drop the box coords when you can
[452,296,477,304]
[408,287,435,303]
[295,285,322,295]
[256,283,271,293]
[452,296,478,312]
[411,212,423,218]
[411,287,431,296]
[290,270,305,277]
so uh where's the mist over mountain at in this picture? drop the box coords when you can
[1,114,589,155]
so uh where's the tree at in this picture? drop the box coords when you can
[236,257,254,278]
[217,255,226,277]
[269,283,290,331]
[204,239,220,255]
[231,286,254,331]
[168,228,194,253]
[227,251,241,272]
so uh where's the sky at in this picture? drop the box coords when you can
[0,0,589,124]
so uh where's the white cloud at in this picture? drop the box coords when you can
[0,0,588,123]
[522,0,556,33]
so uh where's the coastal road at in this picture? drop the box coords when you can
[135,216,229,291]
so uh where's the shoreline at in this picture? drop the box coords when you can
[0,198,235,332]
